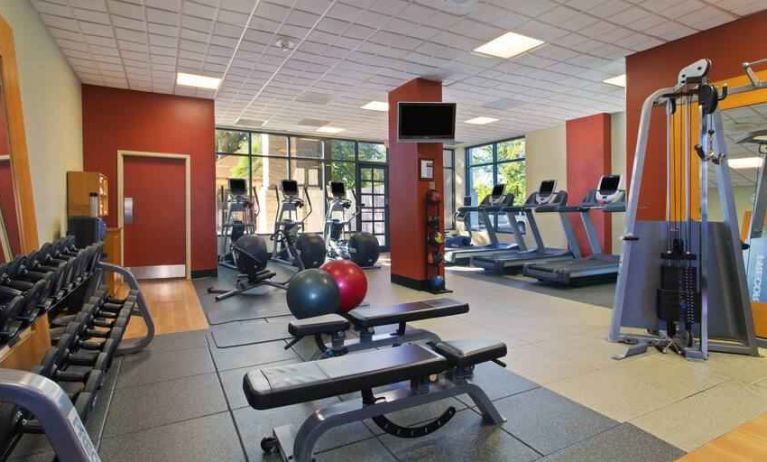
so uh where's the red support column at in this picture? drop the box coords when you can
[566,113,612,255]
[388,78,444,289]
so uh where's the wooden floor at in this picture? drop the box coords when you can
[122,278,208,338]
[679,412,767,461]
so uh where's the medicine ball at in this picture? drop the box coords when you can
[286,269,340,319]
[320,260,367,313]
[296,234,327,269]
[348,233,380,267]
[428,275,446,293]
[233,235,269,274]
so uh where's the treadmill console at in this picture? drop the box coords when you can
[595,175,621,204]
[481,184,507,206]
[535,180,557,205]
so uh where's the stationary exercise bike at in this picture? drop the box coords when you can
[270,180,326,270]
[207,234,291,302]
[323,181,380,268]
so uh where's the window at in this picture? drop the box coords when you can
[443,149,455,230]
[466,137,526,204]
[214,129,390,249]
[466,137,526,229]
[358,142,387,162]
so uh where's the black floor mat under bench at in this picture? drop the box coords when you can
[209,317,294,348]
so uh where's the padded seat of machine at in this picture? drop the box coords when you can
[347,298,468,328]
[244,343,448,409]
[288,314,350,337]
[430,340,507,368]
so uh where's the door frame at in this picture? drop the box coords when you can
[117,150,192,279]
[356,162,389,251]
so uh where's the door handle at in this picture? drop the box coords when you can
[124,197,134,225]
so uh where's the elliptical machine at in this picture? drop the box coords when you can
[323,181,380,268]
[271,179,326,270]
[218,178,259,270]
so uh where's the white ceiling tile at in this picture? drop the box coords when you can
[40,14,80,32]
[220,0,257,14]
[182,14,212,32]
[183,1,218,20]
[73,8,111,24]
[144,0,181,11]
[111,15,146,32]
[107,0,144,20]
[147,7,178,26]
[256,2,291,22]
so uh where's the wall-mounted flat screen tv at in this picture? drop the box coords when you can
[397,102,456,143]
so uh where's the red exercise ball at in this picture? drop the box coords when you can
[320,260,368,313]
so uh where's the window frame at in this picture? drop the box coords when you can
[464,136,526,230]
[214,128,389,241]
[443,148,456,230]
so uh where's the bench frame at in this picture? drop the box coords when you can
[310,323,441,359]
[265,371,505,462]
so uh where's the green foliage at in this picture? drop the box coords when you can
[498,161,526,202]
[216,130,248,154]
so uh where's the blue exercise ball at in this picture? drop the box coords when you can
[286,269,340,319]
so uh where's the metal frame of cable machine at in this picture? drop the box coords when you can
[609,59,759,361]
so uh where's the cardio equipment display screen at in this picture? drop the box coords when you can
[281,180,299,196]
[491,184,506,197]
[539,180,556,196]
[598,175,621,194]
[330,181,346,197]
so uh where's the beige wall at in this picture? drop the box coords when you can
[610,112,626,253]
[0,1,83,243]
[709,185,755,224]
[525,124,568,248]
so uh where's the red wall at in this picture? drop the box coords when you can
[566,113,612,255]
[626,11,767,220]
[388,79,443,284]
[82,85,216,272]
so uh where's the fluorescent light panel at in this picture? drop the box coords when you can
[729,157,763,169]
[465,117,499,125]
[603,74,626,87]
[317,126,345,134]
[473,32,544,59]
[176,72,221,89]
[361,101,389,111]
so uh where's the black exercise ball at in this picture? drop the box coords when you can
[286,269,340,319]
[348,233,380,267]
[296,234,326,269]
[233,235,269,275]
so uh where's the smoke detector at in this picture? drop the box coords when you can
[275,36,296,51]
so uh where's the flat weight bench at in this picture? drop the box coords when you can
[285,298,469,358]
[244,339,507,462]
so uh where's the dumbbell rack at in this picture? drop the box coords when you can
[425,189,450,294]
[0,236,155,461]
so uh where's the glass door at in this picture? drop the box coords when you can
[357,163,388,249]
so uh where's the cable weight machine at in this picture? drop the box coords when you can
[610,59,759,360]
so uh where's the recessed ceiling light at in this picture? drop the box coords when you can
[729,157,763,169]
[317,126,345,134]
[603,74,627,87]
[465,117,499,125]
[361,101,389,111]
[473,32,544,59]
[176,72,221,89]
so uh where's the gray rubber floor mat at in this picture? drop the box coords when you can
[193,265,293,325]
[209,318,294,348]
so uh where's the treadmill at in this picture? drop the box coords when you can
[523,175,626,285]
[471,180,581,273]
[444,184,524,264]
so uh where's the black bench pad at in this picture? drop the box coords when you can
[243,344,448,409]
[431,340,507,369]
[288,314,350,337]
[347,298,468,328]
